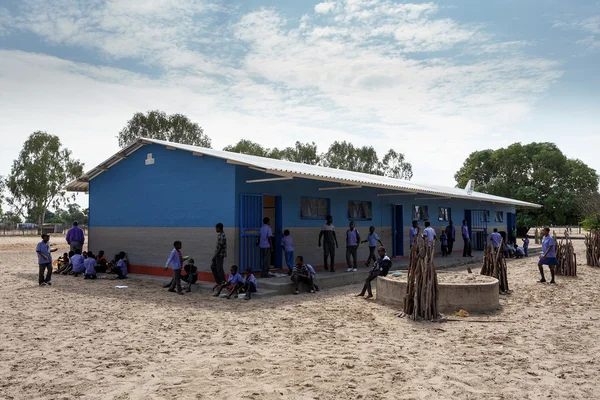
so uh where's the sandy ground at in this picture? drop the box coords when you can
[1,237,600,400]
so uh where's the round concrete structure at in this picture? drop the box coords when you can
[376,273,500,313]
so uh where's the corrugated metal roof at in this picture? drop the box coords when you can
[66,138,541,208]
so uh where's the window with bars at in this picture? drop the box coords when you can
[438,207,451,222]
[495,211,504,222]
[300,197,330,219]
[412,205,429,221]
[348,200,372,220]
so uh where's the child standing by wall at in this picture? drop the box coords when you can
[522,235,530,257]
[346,221,361,272]
[281,229,294,275]
[440,230,448,257]
[362,226,383,267]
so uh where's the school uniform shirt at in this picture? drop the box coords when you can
[227,273,243,285]
[409,227,419,246]
[523,238,530,249]
[165,248,183,270]
[306,264,317,278]
[117,259,128,277]
[36,240,52,264]
[245,274,258,290]
[281,236,294,252]
[71,254,85,273]
[320,224,336,245]
[423,227,435,246]
[542,236,556,258]
[462,225,470,239]
[84,257,97,275]
[440,234,448,246]
[367,232,380,247]
[346,229,359,247]
[490,232,502,247]
[516,247,525,256]
[259,225,273,249]
[215,232,227,258]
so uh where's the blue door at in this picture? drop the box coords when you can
[392,204,404,257]
[465,209,489,250]
[239,194,263,273]
[507,212,516,243]
[275,196,283,269]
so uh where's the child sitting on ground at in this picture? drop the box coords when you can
[56,252,71,274]
[95,250,109,273]
[71,249,86,277]
[164,258,198,292]
[291,256,315,295]
[115,253,128,279]
[84,251,98,279]
[213,265,244,298]
[240,270,258,300]
[514,244,525,259]
[306,263,319,292]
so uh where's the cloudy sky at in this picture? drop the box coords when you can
[1,0,599,207]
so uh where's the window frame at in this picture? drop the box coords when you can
[495,211,504,223]
[412,205,430,221]
[300,196,330,220]
[438,207,451,222]
[347,200,373,221]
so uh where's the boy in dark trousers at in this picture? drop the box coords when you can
[165,241,184,295]
[211,223,227,285]
[357,247,392,298]
[36,234,57,286]
[362,226,383,267]
[440,230,449,257]
[241,270,258,300]
[214,265,244,298]
[281,229,294,275]
[291,256,315,294]
[345,221,361,272]
[318,215,338,272]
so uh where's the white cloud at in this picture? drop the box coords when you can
[553,15,600,52]
[315,2,336,14]
[0,0,580,207]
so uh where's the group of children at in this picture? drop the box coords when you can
[489,228,530,259]
[55,249,128,279]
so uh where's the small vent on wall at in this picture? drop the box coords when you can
[145,153,155,165]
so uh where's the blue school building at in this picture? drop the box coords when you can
[66,138,540,279]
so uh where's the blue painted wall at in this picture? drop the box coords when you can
[90,144,236,227]
[234,166,515,233]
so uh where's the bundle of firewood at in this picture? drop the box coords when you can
[402,238,439,321]
[555,232,577,276]
[481,240,509,293]
[584,231,600,267]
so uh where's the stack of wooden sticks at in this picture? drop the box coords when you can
[481,239,509,293]
[402,238,440,321]
[584,231,600,267]
[555,232,577,276]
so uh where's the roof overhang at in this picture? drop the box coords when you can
[66,138,542,208]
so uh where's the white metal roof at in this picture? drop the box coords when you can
[66,138,541,208]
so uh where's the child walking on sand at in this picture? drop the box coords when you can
[538,227,558,284]
[362,226,383,267]
[165,241,184,295]
[281,229,294,275]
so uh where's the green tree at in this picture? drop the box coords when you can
[7,131,84,229]
[0,211,21,228]
[381,149,413,180]
[0,176,5,216]
[581,213,600,232]
[118,110,211,148]
[278,141,321,165]
[223,140,273,158]
[455,142,599,231]
[322,141,413,178]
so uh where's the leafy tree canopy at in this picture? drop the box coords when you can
[7,131,84,228]
[118,110,211,148]
[455,142,599,228]
[581,213,600,232]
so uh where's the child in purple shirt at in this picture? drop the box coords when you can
[213,265,244,298]
[84,251,98,280]
[281,229,294,275]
